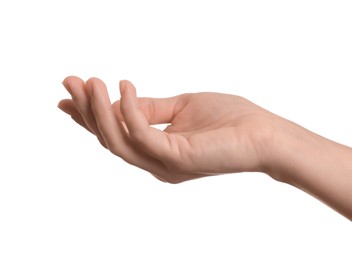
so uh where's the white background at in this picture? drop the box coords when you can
[0,0,351,259]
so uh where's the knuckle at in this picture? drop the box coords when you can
[104,139,123,157]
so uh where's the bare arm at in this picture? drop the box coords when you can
[58,76,352,220]
[267,118,352,220]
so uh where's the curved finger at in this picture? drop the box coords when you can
[85,77,188,182]
[119,80,190,163]
[62,76,106,147]
[58,99,93,133]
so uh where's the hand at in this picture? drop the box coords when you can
[58,76,352,219]
[58,76,277,183]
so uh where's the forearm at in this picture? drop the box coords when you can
[267,117,352,220]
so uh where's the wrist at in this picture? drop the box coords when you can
[250,109,352,220]
[260,115,314,183]
[264,116,352,219]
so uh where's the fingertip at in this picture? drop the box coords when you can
[62,75,84,86]
[127,81,139,104]
[85,77,99,89]
[62,78,71,94]
[62,76,86,95]
[125,80,136,94]
[57,102,64,112]
[120,80,138,106]
[119,80,126,95]
[119,80,142,131]
[57,99,65,108]
[57,99,74,115]
[86,77,107,97]
[86,76,103,84]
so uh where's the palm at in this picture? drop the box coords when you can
[159,93,267,175]
[166,92,249,134]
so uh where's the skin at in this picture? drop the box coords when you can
[58,76,352,221]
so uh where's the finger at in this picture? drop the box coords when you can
[120,80,187,162]
[60,86,170,181]
[85,77,126,151]
[58,99,78,116]
[58,99,93,133]
[62,76,107,147]
[62,78,204,183]
[112,94,186,125]
[86,77,182,181]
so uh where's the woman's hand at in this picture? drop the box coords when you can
[58,76,276,183]
[58,76,352,220]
